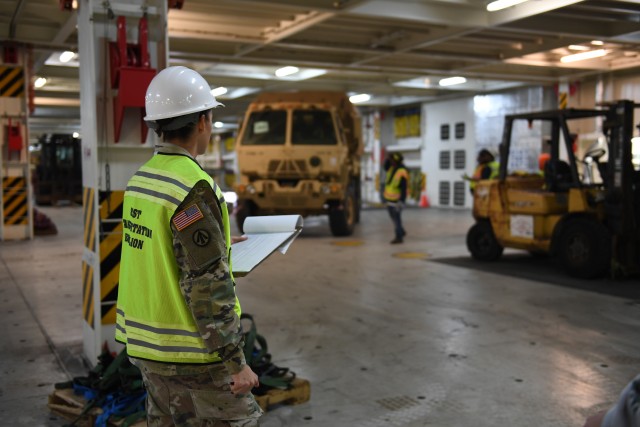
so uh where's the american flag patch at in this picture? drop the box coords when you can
[172,204,204,231]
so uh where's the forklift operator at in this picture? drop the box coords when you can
[465,149,499,194]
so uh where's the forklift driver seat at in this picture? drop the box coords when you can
[544,159,572,191]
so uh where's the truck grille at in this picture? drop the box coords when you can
[271,196,309,206]
[268,159,308,177]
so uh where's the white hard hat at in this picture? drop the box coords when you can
[144,66,224,122]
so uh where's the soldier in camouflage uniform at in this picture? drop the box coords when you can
[115,66,262,427]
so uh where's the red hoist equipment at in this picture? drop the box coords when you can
[6,118,23,160]
[59,0,73,10]
[109,15,156,143]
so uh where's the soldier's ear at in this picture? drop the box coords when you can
[197,113,207,133]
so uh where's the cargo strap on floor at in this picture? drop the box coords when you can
[241,313,296,394]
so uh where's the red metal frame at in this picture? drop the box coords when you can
[168,0,185,9]
[59,0,73,10]
[109,16,156,143]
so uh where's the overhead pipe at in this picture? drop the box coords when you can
[9,0,27,39]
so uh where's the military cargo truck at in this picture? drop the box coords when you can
[234,91,363,236]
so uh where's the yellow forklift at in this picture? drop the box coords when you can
[466,100,640,279]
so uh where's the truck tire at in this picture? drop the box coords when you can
[353,178,362,223]
[235,200,255,234]
[329,187,356,236]
[556,218,611,279]
[467,220,503,261]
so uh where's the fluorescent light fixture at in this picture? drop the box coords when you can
[210,86,227,97]
[72,132,80,138]
[486,0,528,12]
[349,93,371,103]
[275,66,299,77]
[214,121,224,128]
[591,40,604,46]
[568,45,590,51]
[439,76,467,86]
[34,77,47,88]
[59,51,75,63]
[560,49,607,63]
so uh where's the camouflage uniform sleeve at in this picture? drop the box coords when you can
[170,180,246,374]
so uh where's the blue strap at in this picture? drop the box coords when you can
[72,383,98,401]
[95,392,147,427]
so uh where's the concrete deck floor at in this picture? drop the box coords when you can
[1,204,639,427]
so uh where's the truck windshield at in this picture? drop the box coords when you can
[292,110,337,145]
[242,111,287,145]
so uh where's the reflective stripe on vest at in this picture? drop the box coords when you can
[116,154,238,364]
[383,166,409,202]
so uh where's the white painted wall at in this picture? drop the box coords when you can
[420,87,548,209]
[423,98,476,208]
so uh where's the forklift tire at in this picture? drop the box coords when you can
[556,218,611,279]
[466,221,504,261]
[329,186,356,236]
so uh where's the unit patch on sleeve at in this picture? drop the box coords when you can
[172,204,204,231]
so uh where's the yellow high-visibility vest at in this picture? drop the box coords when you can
[115,154,239,364]
[384,166,409,202]
[470,161,499,191]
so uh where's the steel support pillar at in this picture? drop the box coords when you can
[77,0,167,364]
[0,46,33,241]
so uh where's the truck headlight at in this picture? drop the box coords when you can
[223,191,238,204]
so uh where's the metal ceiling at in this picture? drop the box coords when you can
[2,0,640,135]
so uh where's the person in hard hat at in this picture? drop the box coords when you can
[464,148,499,194]
[115,66,262,426]
[383,152,409,244]
[538,152,551,173]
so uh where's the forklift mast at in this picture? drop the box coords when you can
[603,100,640,273]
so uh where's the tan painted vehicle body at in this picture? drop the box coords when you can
[234,91,363,236]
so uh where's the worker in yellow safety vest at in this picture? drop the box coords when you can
[383,152,410,244]
[115,66,262,426]
[465,149,499,194]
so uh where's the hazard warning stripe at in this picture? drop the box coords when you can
[0,66,25,97]
[99,190,124,232]
[82,260,94,328]
[2,176,25,189]
[101,304,117,325]
[2,177,28,225]
[83,187,96,251]
[559,92,568,110]
[99,190,124,325]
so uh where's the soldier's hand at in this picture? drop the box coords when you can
[230,365,259,394]
[231,235,248,245]
[583,410,606,427]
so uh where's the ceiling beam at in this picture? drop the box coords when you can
[234,11,336,57]
[488,0,585,26]
[33,10,78,74]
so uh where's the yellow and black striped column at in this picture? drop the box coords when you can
[0,66,24,97]
[559,92,568,110]
[82,187,97,329]
[2,177,28,225]
[82,260,94,328]
[99,191,124,325]
[83,187,96,252]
